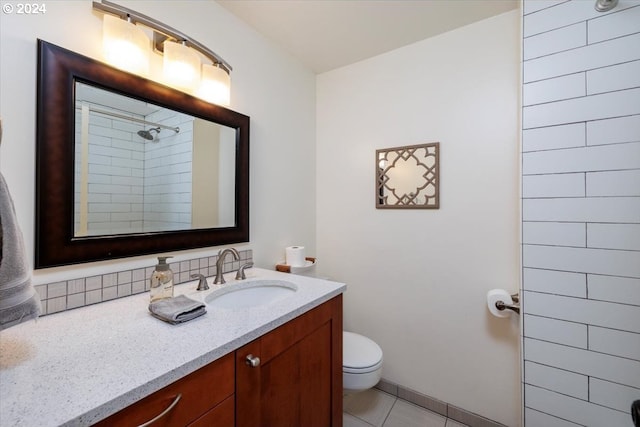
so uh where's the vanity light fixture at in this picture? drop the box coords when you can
[163,40,201,93]
[199,63,231,106]
[93,0,232,106]
[102,14,150,76]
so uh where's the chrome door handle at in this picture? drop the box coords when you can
[245,354,260,368]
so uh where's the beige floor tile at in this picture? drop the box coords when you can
[344,412,375,427]
[445,419,470,427]
[344,389,397,427]
[382,400,447,427]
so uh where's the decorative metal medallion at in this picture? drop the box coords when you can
[376,142,439,209]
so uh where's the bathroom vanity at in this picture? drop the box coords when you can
[0,269,345,426]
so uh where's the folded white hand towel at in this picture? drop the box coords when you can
[148,295,206,324]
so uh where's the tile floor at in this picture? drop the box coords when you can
[344,388,469,427]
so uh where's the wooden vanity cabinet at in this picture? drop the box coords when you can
[93,295,342,427]
[236,295,343,427]
[93,353,235,427]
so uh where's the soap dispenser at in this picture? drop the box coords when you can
[150,256,174,303]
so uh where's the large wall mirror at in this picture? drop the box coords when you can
[35,40,249,268]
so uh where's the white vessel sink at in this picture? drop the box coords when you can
[205,280,297,309]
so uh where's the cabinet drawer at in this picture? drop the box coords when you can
[188,395,234,427]
[94,353,234,427]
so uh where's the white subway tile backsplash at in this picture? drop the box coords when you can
[523,32,640,83]
[523,143,640,174]
[522,173,585,198]
[587,169,640,196]
[588,274,640,306]
[524,338,640,389]
[522,122,586,152]
[524,408,583,427]
[587,114,640,146]
[524,245,640,278]
[588,223,640,251]
[523,73,586,106]
[589,326,640,361]
[589,378,640,413]
[523,197,640,223]
[588,4,640,44]
[587,60,640,96]
[523,268,587,297]
[523,88,640,128]
[525,384,630,427]
[522,222,586,247]
[524,314,588,348]
[524,361,588,399]
[523,291,640,333]
[523,22,586,61]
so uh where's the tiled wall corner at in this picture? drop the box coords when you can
[35,249,252,316]
[522,1,640,426]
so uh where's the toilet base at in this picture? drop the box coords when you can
[343,369,382,394]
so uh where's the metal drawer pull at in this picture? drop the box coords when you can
[245,354,261,367]
[137,393,182,427]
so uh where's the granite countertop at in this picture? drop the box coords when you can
[0,268,345,427]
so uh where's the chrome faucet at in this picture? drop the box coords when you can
[191,273,209,291]
[235,262,254,280]
[214,248,239,284]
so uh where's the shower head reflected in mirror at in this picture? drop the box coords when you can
[137,127,161,141]
[594,0,618,12]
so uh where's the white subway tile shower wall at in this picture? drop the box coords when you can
[521,2,640,426]
[74,105,194,235]
[34,250,252,316]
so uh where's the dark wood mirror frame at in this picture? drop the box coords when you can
[35,40,249,269]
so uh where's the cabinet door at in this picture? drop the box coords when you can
[236,295,343,427]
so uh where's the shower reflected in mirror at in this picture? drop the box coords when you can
[137,127,161,141]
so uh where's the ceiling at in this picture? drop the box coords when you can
[216,0,519,74]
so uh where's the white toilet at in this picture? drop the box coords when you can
[343,331,383,394]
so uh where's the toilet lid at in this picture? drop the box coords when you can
[343,331,383,371]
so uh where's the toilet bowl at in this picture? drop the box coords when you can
[343,331,383,394]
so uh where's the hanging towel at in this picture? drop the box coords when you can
[0,171,41,330]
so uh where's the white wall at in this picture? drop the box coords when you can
[317,10,521,427]
[521,2,640,426]
[0,0,316,282]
